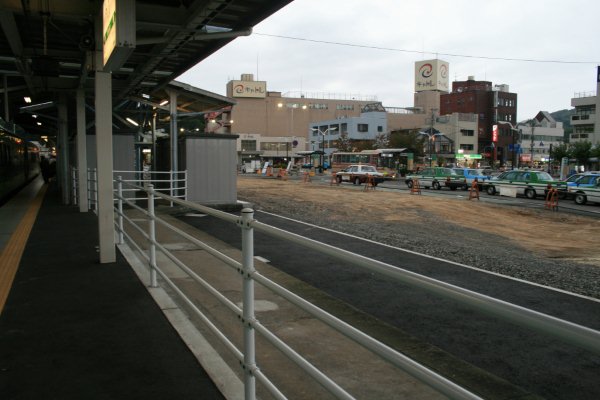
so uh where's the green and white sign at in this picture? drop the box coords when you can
[456,153,482,159]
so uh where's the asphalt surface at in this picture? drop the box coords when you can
[179,209,600,400]
[0,182,225,400]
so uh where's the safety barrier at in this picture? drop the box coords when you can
[80,168,187,211]
[330,171,339,186]
[111,180,600,400]
[545,186,559,211]
[410,178,421,195]
[363,174,376,191]
[468,179,480,201]
[277,169,288,181]
[302,171,312,183]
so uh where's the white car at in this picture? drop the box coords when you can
[569,183,600,205]
[335,165,385,185]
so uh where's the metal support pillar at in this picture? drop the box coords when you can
[241,208,257,400]
[3,75,8,121]
[95,69,116,263]
[76,89,89,212]
[57,94,70,204]
[168,89,178,196]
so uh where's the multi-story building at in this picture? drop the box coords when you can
[570,67,600,144]
[516,111,564,166]
[440,77,517,166]
[226,74,428,165]
[434,113,479,166]
[308,103,388,155]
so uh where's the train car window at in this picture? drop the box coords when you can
[0,143,7,166]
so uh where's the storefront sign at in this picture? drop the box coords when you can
[456,154,482,159]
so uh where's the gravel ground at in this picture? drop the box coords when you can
[239,189,600,300]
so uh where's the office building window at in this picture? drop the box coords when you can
[460,129,474,136]
[460,144,474,150]
[241,140,256,151]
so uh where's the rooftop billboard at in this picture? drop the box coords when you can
[414,59,449,93]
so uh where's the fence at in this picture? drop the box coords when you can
[112,180,600,400]
[75,168,187,212]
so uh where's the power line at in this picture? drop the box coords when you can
[254,33,600,65]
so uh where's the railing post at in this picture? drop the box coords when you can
[240,208,256,400]
[87,168,91,210]
[184,170,188,201]
[117,176,124,245]
[71,167,78,206]
[93,168,98,214]
[147,184,158,288]
[170,170,174,207]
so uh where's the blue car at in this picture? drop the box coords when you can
[566,173,600,188]
[452,168,490,189]
[564,173,600,198]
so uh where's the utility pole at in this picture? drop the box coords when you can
[529,120,535,168]
[429,108,437,167]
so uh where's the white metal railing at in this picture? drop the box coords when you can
[113,169,187,206]
[79,168,187,211]
[112,180,600,400]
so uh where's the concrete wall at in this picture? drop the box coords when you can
[185,134,238,205]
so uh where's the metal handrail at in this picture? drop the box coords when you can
[83,169,187,207]
[113,179,600,400]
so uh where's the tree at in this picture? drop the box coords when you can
[591,143,600,159]
[335,132,352,152]
[373,133,390,149]
[549,143,570,165]
[389,130,424,157]
[570,141,592,167]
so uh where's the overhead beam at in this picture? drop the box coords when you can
[0,10,34,92]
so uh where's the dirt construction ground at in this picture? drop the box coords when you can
[237,176,600,268]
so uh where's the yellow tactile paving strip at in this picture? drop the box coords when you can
[0,185,47,314]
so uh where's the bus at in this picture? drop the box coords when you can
[330,149,410,179]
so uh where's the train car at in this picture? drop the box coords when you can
[0,129,41,205]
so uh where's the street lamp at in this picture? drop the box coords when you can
[418,130,443,167]
[498,121,524,169]
[499,119,539,168]
[278,102,307,163]
[311,126,337,172]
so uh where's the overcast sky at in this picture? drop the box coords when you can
[179,0,600,120]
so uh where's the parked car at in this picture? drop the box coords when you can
[482,170,566,198]
[452,168,490,189]
[562,173,600,199]
[405,167,467,190]
[336,165,385,185]
[568,176,600,204]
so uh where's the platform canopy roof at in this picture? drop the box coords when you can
[0,0,292,136]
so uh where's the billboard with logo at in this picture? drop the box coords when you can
[229,80,267,98]
[414,59,449,92]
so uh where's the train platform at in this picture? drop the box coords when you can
[0,177,535,400]
[0,178,225,400]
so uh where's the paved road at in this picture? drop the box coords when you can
[180,210,600,400]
